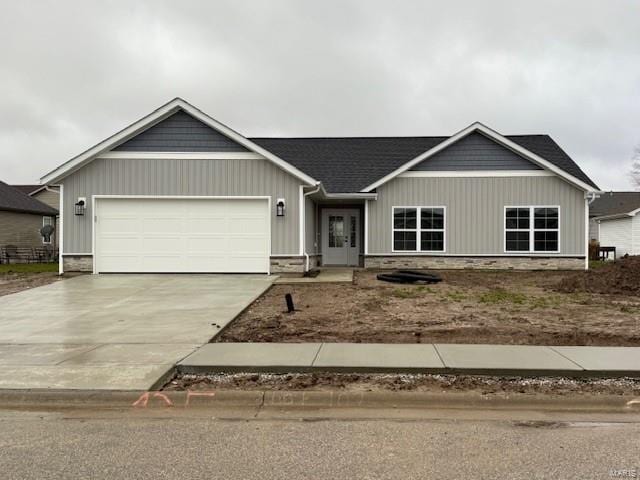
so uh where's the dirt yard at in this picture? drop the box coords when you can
[218,269,640,346]
[0,264,65,297]
[166,372,640,396]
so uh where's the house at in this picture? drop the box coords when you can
[12,184,60,249]
[589,192,640,256]
[0,180,58,256]
[39,98,599,274]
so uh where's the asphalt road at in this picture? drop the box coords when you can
[0,406,638,479]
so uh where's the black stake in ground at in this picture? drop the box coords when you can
[285,293,295,313]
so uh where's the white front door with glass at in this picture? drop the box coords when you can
[322,209,360,266]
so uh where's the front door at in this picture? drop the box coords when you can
[322,209,360,266]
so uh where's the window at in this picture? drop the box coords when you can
[505,207,559,253]
[328,215,344,248]
[533,208,559,252]
[393,207,445,252]
[42,216,53,245]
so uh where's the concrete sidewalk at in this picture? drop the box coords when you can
[178,343,640,377]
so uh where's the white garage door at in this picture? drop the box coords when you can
[95,197,270,273]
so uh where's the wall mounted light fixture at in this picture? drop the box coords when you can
[75,197,86,216]
[276,198,286,217]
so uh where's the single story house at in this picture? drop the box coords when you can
[39,98,599,274]
[589,192,640,256]
[0,180,58,255]
[12,184,60,249]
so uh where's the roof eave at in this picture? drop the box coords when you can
[40,98,319,186]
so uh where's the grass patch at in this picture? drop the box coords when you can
[445,291,467,302]
[528,295,564,309]
[588,260,608,269]
[388,285,433,299]
[478,288,527,305]
[0,263,58,274]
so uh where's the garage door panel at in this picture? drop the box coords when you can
[95,198,269,273]
[100,217,140,233]
[99,236,143,253]
[141,236,183,251]
[230,237,269,251]
[186,237,229,252]
[185,217,226,234]
[142,217,184,232]
[228,217,268,234]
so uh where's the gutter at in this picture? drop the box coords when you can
[302,184,322,272]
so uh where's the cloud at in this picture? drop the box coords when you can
[0,0,639,189]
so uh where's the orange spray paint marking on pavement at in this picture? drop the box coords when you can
[185,391,216,406]
[132,391,174,408]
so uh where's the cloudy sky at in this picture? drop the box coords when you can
[1,0,639,190]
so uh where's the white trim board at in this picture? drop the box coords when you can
[41,98,318,186]
[97,151,265,160]
[398,170,554,178]
[362,122,597,193]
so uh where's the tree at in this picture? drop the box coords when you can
[631,145,640,190]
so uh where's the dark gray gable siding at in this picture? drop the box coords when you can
[114,110,249,152]
[410,132,542,171]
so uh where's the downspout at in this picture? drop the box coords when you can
[585,191,599,270]
[303,184,322,272]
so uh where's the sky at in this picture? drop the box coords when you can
[0,0,639,190]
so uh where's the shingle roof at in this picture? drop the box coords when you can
[11,184,42,195]
[250,134,598,193]
[0,181,58,215]
[590,192,640,217]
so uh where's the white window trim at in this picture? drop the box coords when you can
[391,206,447,253]
[504,206,561,254]
[42,216,53,244]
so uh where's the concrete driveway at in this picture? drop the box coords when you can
[0,274,275,390]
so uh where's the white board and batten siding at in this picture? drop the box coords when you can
[94,197,270,273]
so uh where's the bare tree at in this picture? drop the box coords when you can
[631,145,640,190]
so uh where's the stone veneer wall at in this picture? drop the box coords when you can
[364,256,585,270]
[64,255,317,273]
[62,255,93,272]
[270,256,307,273]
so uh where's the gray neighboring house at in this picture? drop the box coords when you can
[0,180,58,251]
[589,192,640,256]
[12,184,60,249]
[40,98,599,274]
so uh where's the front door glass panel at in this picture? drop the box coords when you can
[328,215,344,248]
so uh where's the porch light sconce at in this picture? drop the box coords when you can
[75,197,86,216]
[276,198,286,217]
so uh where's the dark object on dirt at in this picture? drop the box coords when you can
[303,269,320,278]
[377,270,442,284]
[285,293,295,312]
[556,256,640,296]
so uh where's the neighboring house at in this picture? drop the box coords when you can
[40,98,599,274]
[0,180,58,252]
[12,184,60,249]
[589,192,640,256]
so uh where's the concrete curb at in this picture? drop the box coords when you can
[0,389,638,412]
